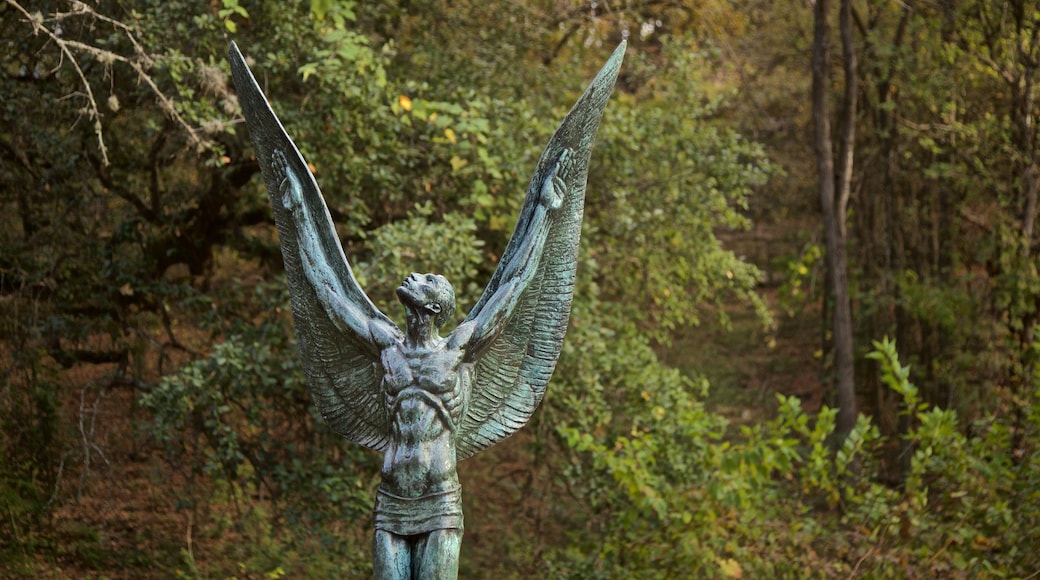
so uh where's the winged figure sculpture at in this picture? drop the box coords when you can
[229,40,624,579]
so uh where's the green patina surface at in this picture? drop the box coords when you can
[229,41,624,580]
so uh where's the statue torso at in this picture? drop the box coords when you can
[379,341,470,498]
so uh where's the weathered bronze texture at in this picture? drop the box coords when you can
[229,40,623,579]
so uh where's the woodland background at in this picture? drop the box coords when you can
[2,0,1040,577]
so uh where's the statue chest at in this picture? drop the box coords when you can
[381,346,471,434]
[381,346,466,397]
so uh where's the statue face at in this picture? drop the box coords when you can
[397,273,455,328]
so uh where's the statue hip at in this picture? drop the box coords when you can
[374,485,464,536]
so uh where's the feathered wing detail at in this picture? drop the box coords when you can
[455,42,626,460]
[229,42,400,452]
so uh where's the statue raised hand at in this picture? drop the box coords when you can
[229,40,624,580]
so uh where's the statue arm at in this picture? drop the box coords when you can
[456,149,572,357]
[275,152,397,353]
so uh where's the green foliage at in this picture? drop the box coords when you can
[218,0,249,33]
[4,1,1040,578]
[142,308,377,577]
[859,338,1040,574]
[542,336,1040,577]
[0,341,60,562]
[778,242,823,316]
[355,208,486,322]
[588,41,775,339]
[840,0,1040,419]
[867,336,924,415]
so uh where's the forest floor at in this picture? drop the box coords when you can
[662,287,825,423]
[661,199,828,422]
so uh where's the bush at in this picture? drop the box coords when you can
[543,336,1040,577]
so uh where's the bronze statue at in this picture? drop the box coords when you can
[229,40,624,580]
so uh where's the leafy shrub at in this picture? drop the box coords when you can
[142,289,378,577]
[543,336,1040,578]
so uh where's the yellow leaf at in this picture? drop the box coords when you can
[718,558,743,578]
[307,162,317,174]
[449,156,468,172]
[444,128,457,145]
[428,112,438,123]
[398,95,412,112]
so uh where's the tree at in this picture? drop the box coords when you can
[965,0,1040,387]
[845,0,1040,421]
[812,0,858,437]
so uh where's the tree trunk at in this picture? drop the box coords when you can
[813,0,859,437]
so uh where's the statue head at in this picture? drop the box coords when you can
[396,273,456,329]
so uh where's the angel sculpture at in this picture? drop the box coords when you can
[229,41,624,579]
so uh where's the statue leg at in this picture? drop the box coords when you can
[373,530,411,580]
[413,528,462,579]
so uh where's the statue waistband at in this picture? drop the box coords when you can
[374,486,464,536]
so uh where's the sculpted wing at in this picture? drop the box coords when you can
[455,42,625,460]
[229,42,399,452]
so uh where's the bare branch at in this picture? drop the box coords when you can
[5,0,210,165]
[56,38,207,153]
[6,0,109,164]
